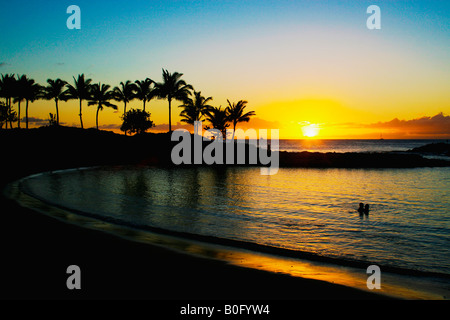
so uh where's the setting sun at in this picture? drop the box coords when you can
[301,123,320,138]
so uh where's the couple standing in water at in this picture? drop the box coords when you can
[358,203,370,215]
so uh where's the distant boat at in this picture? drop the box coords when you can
[379,133,384,140]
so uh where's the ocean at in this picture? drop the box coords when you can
[277,139,448,153]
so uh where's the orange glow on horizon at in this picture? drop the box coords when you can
[18,96,450,139]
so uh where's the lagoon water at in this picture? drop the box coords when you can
[20,164,450,276]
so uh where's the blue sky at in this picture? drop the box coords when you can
[0,1,449,137]
[1,0,448,84]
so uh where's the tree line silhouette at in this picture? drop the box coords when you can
[0,69,255,137]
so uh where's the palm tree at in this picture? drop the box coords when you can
[134,78,153,112]
[0,74,16,128]
[0,101,9,129]
[88,83,118,130]
[226,99,256,140]
[155,69,193,133]
[43,78,68,125]
[113,80,136,117]
[66,74,92,129]
[178,90,213,127]
[145,85,158,111]
[205,106,230,139]
[0,101,17,129]
[22,78,42,129]
[14,75,28,129]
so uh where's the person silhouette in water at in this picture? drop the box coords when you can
[358,203,364,215]
[364,204,370,215]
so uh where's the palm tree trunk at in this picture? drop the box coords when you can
[168,97,172,133]
[6,98,9,129]
[123,101,128,136]
[8,98,13,129]
[1,99,4,128]
[96,106,100,130]
[79,99,84,129]
[143,100,146,112]
[55,99,59,125]
[26,100,29,129]
[232,122,237,141]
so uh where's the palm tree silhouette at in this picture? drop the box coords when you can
[0,73,16,129]
[155,69,193,133]
[113,80,136,117]
[66,74,92,129]
[14,75,29,129]
[226,99,256,140]
[43,78,68,126]
[146,85,158,112]
[178,90,213,128]
[134,78,153,112]
[205,106,230,139]
[0,101,9,128]
[22,77,42,129]
[0,101,17,128]
[88,83,118,130]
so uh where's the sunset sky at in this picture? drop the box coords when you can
[1,0,449,138]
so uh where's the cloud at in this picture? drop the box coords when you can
[365,113,450,136]
[151,122,192,133]
[327,113,450,137]
[0,62,10,68]
[97,123,121,130]
[55,62,65,66]
[19,117,67,126]
[21,117,48,125]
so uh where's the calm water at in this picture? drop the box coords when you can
[277,139,447,153]
[20,165,450,275]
